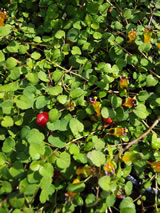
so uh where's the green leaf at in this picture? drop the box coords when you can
[133,104,149,119]
[26,129,44,143]
[57,95,68,104]
[56,151,71,169]
[67,28,79,42]
[87,2,99,14]
[0,152,7,166]
[19,45,28,54]
[146,74,158,87]
[67,182,85,193]
[0,81,19,92]
[40,176,52,190]
[9,161,24,178]
[1,116,14,127]
[73,153,87,164]
[92,136,105,151]
[16,95,34,110]
[38,71,49,82]
[101,107,116,119]
[103,63,112,73]
[52,70,63,82]
[30,161,41,171]
[116,107,126,121]
[48,134,66,148]
[47,119,68,131]
[68,143,80,155]
[39,163,54,177]
[26,73,39,85]
[55,30,65,39]
[1,181,12,193]
[85,193,96,207]
[123,9,132,19]
[9,195,24,208]
[106,194,116,207]
[69,118,84,138]
[35,96,49,109]
[70,88,84,99]
[156,0,160,8]
[112,21,123,30]
[101,107,109,118]
[40,184,55,204]
[140,58,148,66]
[71,46,82,55]
[10,67,21,80]
[111,95,122,108]
[49,108,61,122]
[93,32,102,39]
[120,197,136,213]
[47,86,63,96]
[1,100,13,114]
[0,25,11,37]
[138,90,150,102]
[6,57,17,69]
[19,178,38,195]
[0,50,5,63]
[98,176,111,191]
[2,137,15,153]
[125,181,133,195]
[7,41,20,53]
[21,126,30,139]
[87,150,105,167]
[31,51,41,60]
[29,142,45,160]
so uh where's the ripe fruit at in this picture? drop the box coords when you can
[103,117,112,124]
[36,112,49,127]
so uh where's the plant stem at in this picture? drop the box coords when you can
[124,116,160,152]
[155,173,158,212]
[48,60,88,82]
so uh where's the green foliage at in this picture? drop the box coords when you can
[0,0,160,212]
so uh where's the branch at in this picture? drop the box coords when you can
[66,123,112,146]
[124,116,160,152]
[48,60,88,82]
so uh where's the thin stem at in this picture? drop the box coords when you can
[155,173,158,212]
[150,70,160,80]
[133,194,142,203]
[83,175,92,183]
[48,60,88,82]
[124,116,160,152]
[96,186,100,200]
[141,120,155,134]
[148,8,154,26]
[66,124,111,147]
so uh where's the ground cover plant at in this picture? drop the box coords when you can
[1,0,160,212]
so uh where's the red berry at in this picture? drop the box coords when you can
[36,112,49,127]
[103,117,112,124]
